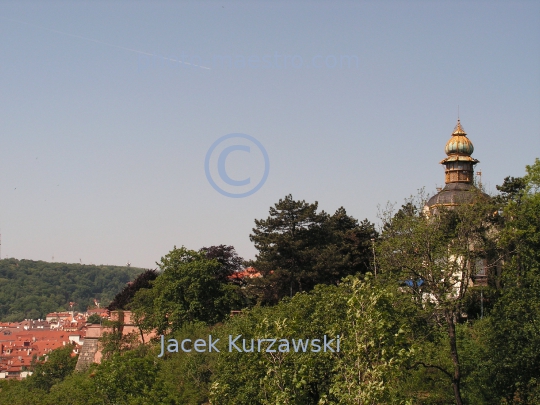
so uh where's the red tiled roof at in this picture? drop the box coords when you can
[228,267,262,280]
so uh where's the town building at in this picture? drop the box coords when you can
[425,119,492,289]
[426,119,482,210]
[0,308,109,379]
[75,310,156,371]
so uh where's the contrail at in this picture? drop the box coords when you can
[1,17,211,70]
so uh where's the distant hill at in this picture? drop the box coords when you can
[0,258,145,322]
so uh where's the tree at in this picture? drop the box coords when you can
[86,313,102,324]
[482,158,540,403]
[199,245,245,283]
[99,311,141,360]
[249,195,376,303]
[107,269,159,311]
[131,246,243,334]
[377,190,495,405]
[145,322,216,405]
[495,175,527,204]
[210,276,414,405]
[46,370,106,405]
[0,379,46,405]
[26,344,78,392]
[328,276,415,405]
[210,283,343,405]
[92,349,159,405]
[313,211,377,285]
[0,259,142,321]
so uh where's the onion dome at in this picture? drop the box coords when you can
[444,120,474,156]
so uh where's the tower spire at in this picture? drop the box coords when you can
[426,117,485,210]
[452,119,467,136]
[441,119,478,184]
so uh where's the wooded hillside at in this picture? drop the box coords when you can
[0,259,144,322]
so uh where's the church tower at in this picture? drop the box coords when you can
[426,119,481,209]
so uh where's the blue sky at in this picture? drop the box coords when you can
[1,1,538,268]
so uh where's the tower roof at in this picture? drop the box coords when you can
[426,118,485,209]
[452,119,467,136]
[426,182,479,207]
[445,119,474,156]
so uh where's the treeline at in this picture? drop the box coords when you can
[0,260,144,321]
[1,158,539,404]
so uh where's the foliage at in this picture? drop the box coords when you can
[87,313,103,324]
[45,370,105,405]
[26,344,78,392]
[377,190,496,405]
[211,284,346,404]
[146,322,217,404]
[0,379,46,405]
[107,269,159,311]
[210,276,415,405]
[131,246,243,334]
[0,259,143,321]
[92,348,159,405]
[495,175,527,205]
[200,245,245,284]
[326,276,415,405]
[481,158,540,403]
[248,194,377,303]
[99,311,141,360]
[2,160,539,405]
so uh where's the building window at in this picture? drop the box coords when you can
[475,258,487,276]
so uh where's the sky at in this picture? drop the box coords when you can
[0,1,539,269]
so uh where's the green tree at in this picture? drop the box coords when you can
[482,158,540,403]
[210,276,415,405]
[45,370,106,405]
[326,276,415,405]
[26,344,78,392]
[92,349,159,405]
[211,283,346,405]
[0,259,143,321]
[87,313,102,324]
[99,311,141,360]
[145,322,216,405]
[377,190,495,405]
[0,379,46,405]
[200,245,245,283]
[132,246,243,334]
[107,269,159,311]
[249,195,376,303]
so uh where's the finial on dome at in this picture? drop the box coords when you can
[445,119,474,156]
[452,119,467,136]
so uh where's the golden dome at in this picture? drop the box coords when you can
[445,120,474,156]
